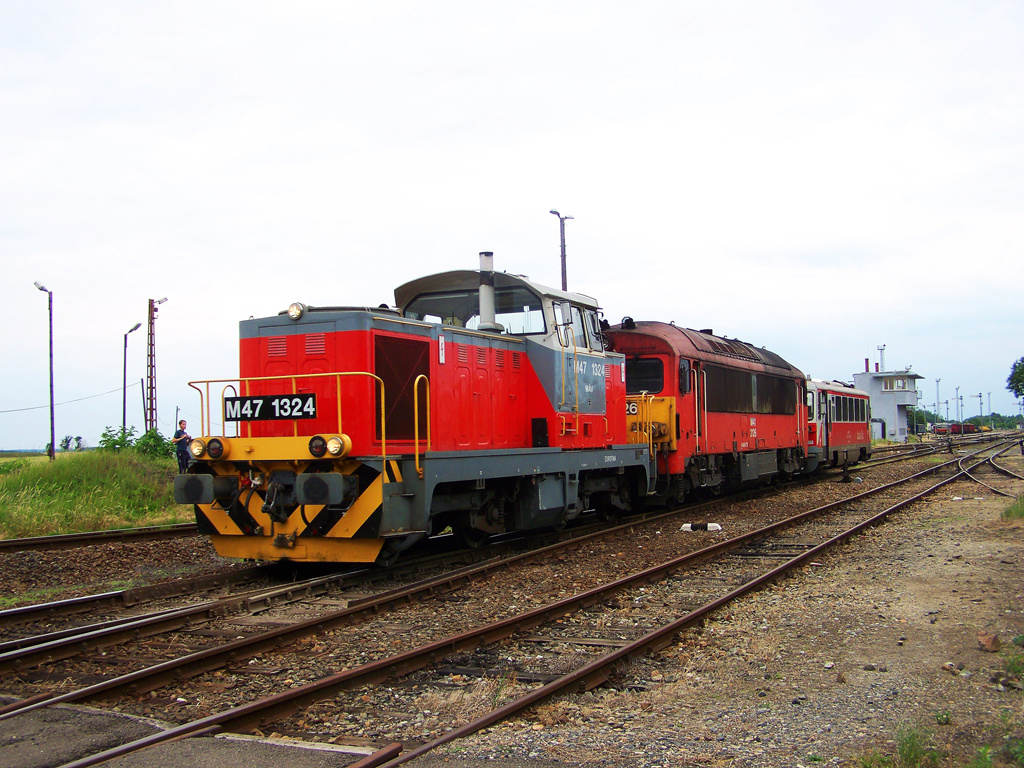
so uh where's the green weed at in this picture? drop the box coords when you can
[965,745,994,768]
[1006,736,1024,766]
[1004,495,1024,521]
[857,753,892,768]
[1004,646,1024,678]
[0,458,30,476]
[895,727,940,767]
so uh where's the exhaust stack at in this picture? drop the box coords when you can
[478,251,503,331]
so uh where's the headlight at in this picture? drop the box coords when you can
[189,439,206,458]
[327,435,351,456]
[207,438,229,459]
[308,435,327,458]
[287,302,306,320]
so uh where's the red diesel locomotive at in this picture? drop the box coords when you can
[604,319,810,504]
[175,253,652,564]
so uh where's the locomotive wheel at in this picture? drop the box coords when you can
[591,491,619,522]
[598,507,618,528]
[375,545,402,566]
[453,524,489,549]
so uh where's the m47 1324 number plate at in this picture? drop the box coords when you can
[224,394,317,422]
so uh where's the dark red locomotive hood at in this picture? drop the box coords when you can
[607,319,806,379]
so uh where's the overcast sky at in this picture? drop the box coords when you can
[2,1,1022,450]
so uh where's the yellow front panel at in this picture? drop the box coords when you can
[209,535,384,563]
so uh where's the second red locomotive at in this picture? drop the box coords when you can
[606,319,810,504]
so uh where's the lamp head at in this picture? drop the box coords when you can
[127,322,142,334]
[34,281,49,292]
[549,210,559,216]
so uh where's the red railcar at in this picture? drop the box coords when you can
[805,379,872,469]
[604,319,808,503]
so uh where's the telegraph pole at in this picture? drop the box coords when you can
[146,298,167,433]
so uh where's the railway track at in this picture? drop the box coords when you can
[0,522,199,553]
[2,439,1018,768]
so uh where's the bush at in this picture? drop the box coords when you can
[98,426,137,451]
[135,429,173,458]
[98,426,172,458]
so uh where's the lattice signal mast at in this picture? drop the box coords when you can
[146,298,167,432]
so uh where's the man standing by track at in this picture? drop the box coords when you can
[172,419,191,473]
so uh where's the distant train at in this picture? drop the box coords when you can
[933,422,978,435]
[175,254,871,565]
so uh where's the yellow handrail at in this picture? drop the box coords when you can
[188,371,388,459]
[413,374,431,478]
[626,393,656,455]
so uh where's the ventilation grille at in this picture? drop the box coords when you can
[305,334,326,356]
[267,337,287,357]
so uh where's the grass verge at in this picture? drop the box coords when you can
[0,450,187,538]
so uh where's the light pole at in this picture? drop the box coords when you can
[33,282,55,460]
[122,322,142,433]
[549,210,573,292]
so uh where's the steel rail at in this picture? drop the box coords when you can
[0,522,199,553]
[957,444,1020,497]
[988,443,1024,482]
[0,564,269,630]
[0,563,388,673]
[860,443,937,467]
[49,440,1016,768]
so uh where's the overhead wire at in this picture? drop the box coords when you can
[0,381,141,414]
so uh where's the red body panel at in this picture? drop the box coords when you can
[237,323,630,457]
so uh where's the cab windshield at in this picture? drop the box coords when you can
[404,286,546,334]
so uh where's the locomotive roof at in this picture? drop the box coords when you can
[608,320,805,377]
[394,270,600,312]
[809,378,869,397]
